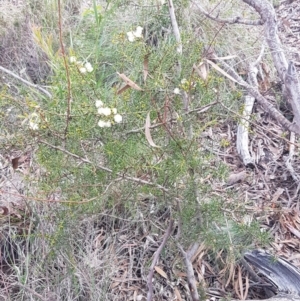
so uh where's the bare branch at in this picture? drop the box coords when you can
[167,0,182,54]
[253,44,265,67]
[177,242,200,301]
[241,0,300,131]
[146,219,174,301]
[236,45,264,166]
[242,0,288,80]
[210,54,300,134]
[236,94,255,166]
[193,2,263,26]
[0,65,52,98]
[16,283,47,301]
[39,140,169,192]
[57,0,72,145]
[284,62,300,133]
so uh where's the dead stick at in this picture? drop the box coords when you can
[177,242,200,301]
[146,219,174,301]
[0,65,52,98]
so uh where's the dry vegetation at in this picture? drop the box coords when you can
[1,0,300,300]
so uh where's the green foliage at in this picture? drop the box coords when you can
[0,2,271,297]
[2,0,263,248]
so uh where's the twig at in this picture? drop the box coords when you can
[57,0,72,144]
[177,242,200,301]
[286,129,300,199]
[236,45,264,166]
[211,54,300,134]
[17,283,47,301]
[236,94,255,166]
[218,101,300,149]
[183,101,219,115]
[187,242,200,260]
[194,2,263,26]
[0,65,52,98]
[125,101,218,135]
[39,140,169,192]
[0,189,98,204]
[126,122,164,134]
[147,219,174,301]
[167,0,182,54]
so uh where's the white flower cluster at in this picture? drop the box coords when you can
[69,56,94,73]
[173,78,197,94]
[95,100,122,128]
[126,26,143,42]
[173,87,181,95]
[28,112,40,130]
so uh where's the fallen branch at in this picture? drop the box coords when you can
[236,94,255,166]
[285,131,300,183]
[244,249,300,296]
[146,219,174,301]
[236,45,264,166]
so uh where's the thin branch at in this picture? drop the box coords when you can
[218,100,300,148]
[126,102,218,135]
[39,140,169,192]
[184,101,219,115]
[17,283,47,301]
[194,2,263,26]
[147,219,174,301]
[241,0,300,131]
[242,0,288,81]
[209,54,300,134]
[0,65,52,98]
[177,242,200,301]
[57,0,72,143]
[236,46,264,166]
[167,0,182,54]
[253,44,265,66]
[126,122,164,134]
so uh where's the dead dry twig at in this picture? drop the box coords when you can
[146,219,174,301]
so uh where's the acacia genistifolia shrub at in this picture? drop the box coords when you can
[41,1,268,248]
[4,0,268,247]
[0,1,270,298]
